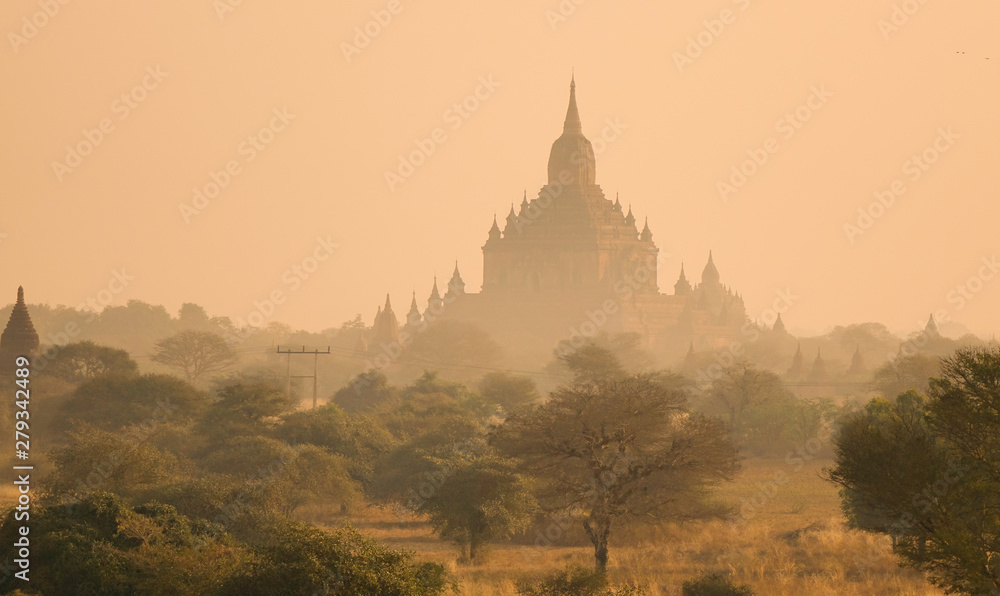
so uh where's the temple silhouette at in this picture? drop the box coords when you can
[366,78,748,361]
[1,287,39,376]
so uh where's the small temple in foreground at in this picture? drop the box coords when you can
[1,287,39,376]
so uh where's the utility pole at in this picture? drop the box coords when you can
[276,345,331,409]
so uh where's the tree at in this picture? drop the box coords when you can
[177,302,213,330]
[200,382,297,441]
[414,449,536,562]
[151,330,238,384]
[43,340,139,383]
[703,361,785,429]
[219,519,449,596]
[63,373,208,431]
[551,332,656,379]
[869,353,941,400]
[276,404,395,486]
[42,424,182,505]
[828,346,1000,595]
[496,348,740,572]
[478,371,540,413]
[205,436,360,515]
[0,492,241,595]
[333,369,397,413]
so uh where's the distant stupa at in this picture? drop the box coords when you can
[808,349,828,383]
[1,287,40,376]
[847,344,867,375]
[787,343,805,377]
[924,314,939,337]
[773,312,787,334]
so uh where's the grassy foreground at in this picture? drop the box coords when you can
[301,457,943,595]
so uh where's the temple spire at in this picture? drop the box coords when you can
[406,291,422,327]
[488,214,501,241]
[674,264,691,295]
[446,261,466,299]
[640,217,653,242]
[773,312,787,334]
[702,250,720,284]
[925,314,939,337]
[426,277,444,315]
[564,74,582,134]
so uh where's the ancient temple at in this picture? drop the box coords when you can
[364,78,749,362]
[1,287,39,376]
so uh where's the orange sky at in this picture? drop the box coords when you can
[2,1,998,337]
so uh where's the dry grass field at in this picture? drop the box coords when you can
[300,457,944,595]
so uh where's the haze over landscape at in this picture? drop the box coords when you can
[3,1,999,337]
[5,3,1000,595]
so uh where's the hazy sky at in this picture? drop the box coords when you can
[2,1,998,337]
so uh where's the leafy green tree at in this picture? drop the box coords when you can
[41,424,182,506]
[151,330,239,384]
[0,493,242,595]
[277,404,395,486]
[204,436,359,515]
[739,395,837,457]
[42,340,139,384]
[332,369,398,413]
[413,449,536,562]
[201,382,296,441]
[829,346,1000,595]
[478,371,540,413]
[219,519,449,596]
[63,373,207,431]
[496,347,739,572]
[702,360,786,430]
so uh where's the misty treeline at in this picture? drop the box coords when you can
[1,299,998,594]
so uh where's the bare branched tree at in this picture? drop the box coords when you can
[151,330,238,384]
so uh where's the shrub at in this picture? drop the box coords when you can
[517,566,644,596]
[681,572,754,596]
